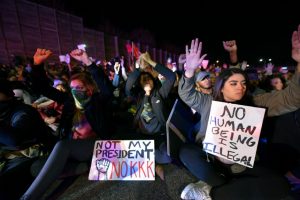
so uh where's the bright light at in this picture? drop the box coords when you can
[246,64,249,67]
[259,58,263,62]
[216,60,219,63]
[268,58,272,62]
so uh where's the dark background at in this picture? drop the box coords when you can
[30,0,300,66]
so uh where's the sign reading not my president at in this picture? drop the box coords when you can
[89,140,155,180]
[203,101,265,168]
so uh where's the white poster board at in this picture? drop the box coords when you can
[203,101,266,168]
[89,140,155,181]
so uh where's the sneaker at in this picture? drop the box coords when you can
[181,181,212,200]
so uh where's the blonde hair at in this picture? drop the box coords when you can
[70,72,99,125]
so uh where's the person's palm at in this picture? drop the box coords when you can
[185,39,206,71]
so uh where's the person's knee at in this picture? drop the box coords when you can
[179,144,196,165]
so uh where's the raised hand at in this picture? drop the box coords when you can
[265,62,274,75]
[223,40,237,52]
[70,49,92,66]
[114,62,120,74]
[120,56,124,67]
[139,52,157,67]
[33,48,52,65]
[185,38,207,77]
[292,25,300,63]
[240,61,247,71]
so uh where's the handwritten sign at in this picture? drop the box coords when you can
[88,140,155,181]
[203,101,265,168]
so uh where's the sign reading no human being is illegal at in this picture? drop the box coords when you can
[89,140,155,181]
[203,101,266,168]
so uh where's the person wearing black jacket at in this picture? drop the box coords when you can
[125,52,176,180]
[0,79,55,200]
[21,48,113,200]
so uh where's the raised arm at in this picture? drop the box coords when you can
[253,25,300,116]
[140,52,176,98]
[178,39,211,113]
[31,48,68,104]
[223,40,239,67]
[125,64,141,97]
[292,24,300,73]
[184,38,207,78]
[70,49,113,98]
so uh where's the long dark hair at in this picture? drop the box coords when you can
[213,68,253,105]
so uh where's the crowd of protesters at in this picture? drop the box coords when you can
[0,24,300,200]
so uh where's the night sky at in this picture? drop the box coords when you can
[34,0,300,66]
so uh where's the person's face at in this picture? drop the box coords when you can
[221,74,246,102]
[197,76,211,89]
[140,74,154,91]
[70,79,92,96]
[271,77,283,91]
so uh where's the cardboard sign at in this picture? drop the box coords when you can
[203,101,266,168]
[88,140,155,181]
[166,99,196,157]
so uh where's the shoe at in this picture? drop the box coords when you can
[181,181,212,200]
[155,164,165,181]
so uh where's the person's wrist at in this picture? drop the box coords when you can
[148,60,157,67]
[33,59,42,65]
[83,59,92,66]
[185,69,194,78]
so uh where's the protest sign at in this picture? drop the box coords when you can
[89,140,155,181]
[203,101,265,168]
